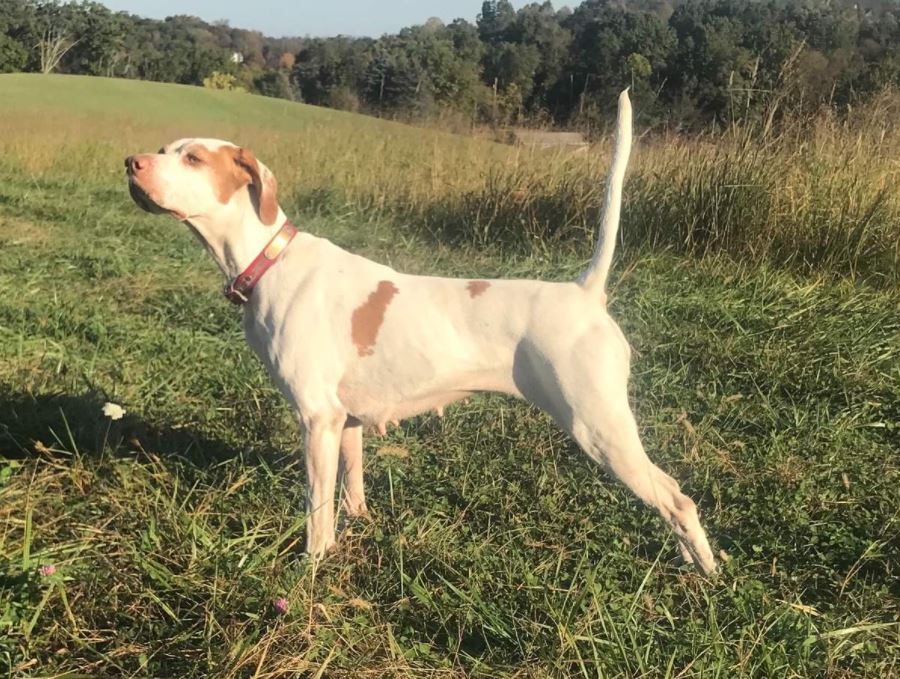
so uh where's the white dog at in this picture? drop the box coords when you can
[125,91,717,575]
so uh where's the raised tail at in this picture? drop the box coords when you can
[578,89,633,299]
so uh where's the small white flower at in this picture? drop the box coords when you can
[102,402,126,420]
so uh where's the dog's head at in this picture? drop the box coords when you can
[125,139,279,228]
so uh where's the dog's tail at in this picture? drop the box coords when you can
[578,89,633,300]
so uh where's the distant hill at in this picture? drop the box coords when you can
[0,73,381,131]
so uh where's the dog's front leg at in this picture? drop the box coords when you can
[340,421,368,517]
[303,414,343,557]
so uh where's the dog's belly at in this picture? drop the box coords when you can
[338,361,518,430]
[339,385,473,429]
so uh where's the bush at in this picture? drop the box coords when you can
[252,70,295,100]
[202,71,246,92]
[0,34,29,73]
[325,86,360,112]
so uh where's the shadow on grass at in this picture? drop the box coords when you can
[0,389,267,466]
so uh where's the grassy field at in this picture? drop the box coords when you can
[0,74,898,677]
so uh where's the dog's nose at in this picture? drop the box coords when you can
[125,155,149,174]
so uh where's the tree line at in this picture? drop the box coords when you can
[2,0,899,129]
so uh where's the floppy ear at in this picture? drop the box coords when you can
[234,148,279,226]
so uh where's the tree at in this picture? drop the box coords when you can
[363,45,422,111]
[65,3,127,76]
[0,0,37,72]
[0,32,28,72]
[477,0,515,45]
[292,37,372,105]
[278,51,294,70]
[565,2,674,122]
[505,2,572,114]
[37,28,78,73]
[483,41,540,99]
[397,24,483,107]
[446,18,483,63]
[229,27,264,66]
[1,0,898,126]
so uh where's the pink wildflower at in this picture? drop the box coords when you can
[39,564,56,577]
[272,597,289,615]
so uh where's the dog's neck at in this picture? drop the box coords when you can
[185,204,288,281]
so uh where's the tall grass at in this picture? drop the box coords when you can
[382,105,899,284]
[1,74,898,677]
[1,74,897,283]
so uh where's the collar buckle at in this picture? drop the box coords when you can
[223,283,249,305]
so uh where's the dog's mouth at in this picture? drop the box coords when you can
[128,180,187,220]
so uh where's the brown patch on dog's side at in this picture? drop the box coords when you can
[351,281,399,357]
[466,280,491,298]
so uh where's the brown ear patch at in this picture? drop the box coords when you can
[234,147,279,226]
[195,145,251,205]
[466,280,490,298]
[351,281,399,357]
[200,145,279,226]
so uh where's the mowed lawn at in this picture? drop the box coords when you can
[0,74,897,677]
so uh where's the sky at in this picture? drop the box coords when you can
[99,1,533,38]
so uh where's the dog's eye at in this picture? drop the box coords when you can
[185,153,202,166]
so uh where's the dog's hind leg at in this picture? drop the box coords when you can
[339,420,368,517]
[528,323,718,575]
[569,397,717,575]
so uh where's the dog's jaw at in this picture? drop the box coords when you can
[128,180,187,220]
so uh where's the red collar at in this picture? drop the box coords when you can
[224,220,298,305]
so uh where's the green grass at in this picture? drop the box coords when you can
[1,74,897,283]
[0,74,898,677]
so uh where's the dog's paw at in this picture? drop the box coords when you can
[342,500,370,519]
